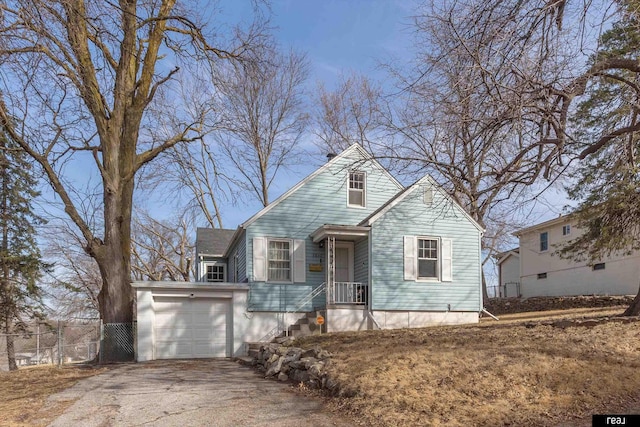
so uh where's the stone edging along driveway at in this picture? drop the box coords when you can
[45,359,354,427]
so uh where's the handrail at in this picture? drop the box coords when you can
[257,282,327,342]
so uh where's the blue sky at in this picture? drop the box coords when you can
[173,0,420,229]
[205,0,568,230]
[267,0,415,86]
[222,0,416,88]
[35,0,567,240]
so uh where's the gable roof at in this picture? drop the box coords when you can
[196,227,237,256]
[240,144,403,228]
[495,248,520,265]
[358,174,485,232]
[513,214,571,236]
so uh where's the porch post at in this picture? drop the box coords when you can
[327,236,335,304]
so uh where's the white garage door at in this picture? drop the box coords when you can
[154,297,230,359]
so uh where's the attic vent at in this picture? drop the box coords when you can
[423,186,434,205]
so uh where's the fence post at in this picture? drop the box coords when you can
[36,323,40,366]
[99,320,103,364]
[57,321,62,366]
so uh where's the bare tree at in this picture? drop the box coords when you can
[386,1,560,299]
[45,211,193,321]
[0,0,265,361]
[214,44,310,206]
[397,1,640,306]
[314,73,387,154]
[161,142,229,229]
[44,225,101,321]
[139,68,230,229]
[131,212,194,282]
[555,0,640,315]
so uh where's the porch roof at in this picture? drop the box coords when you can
[310,224,370,243]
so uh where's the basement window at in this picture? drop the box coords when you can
[537,272,547,279]
[593,263,605,271]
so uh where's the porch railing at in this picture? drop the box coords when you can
[328,282,368,305]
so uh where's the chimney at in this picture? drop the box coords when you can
[326,153,337,162]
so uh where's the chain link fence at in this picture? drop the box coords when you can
[0,321,100,371]
[99,322,135,363]
[487,282,522,299]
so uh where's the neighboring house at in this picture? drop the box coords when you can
[134,144,484,360]
[14,353,34,367]
[512,215,640,298]
[494,248,520,297]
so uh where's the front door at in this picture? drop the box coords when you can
[334,242,354,283]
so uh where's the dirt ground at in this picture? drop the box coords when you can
[484,295,635,315]
[3,304,639,427]
[299,306,640,427]
[0,364,105,427]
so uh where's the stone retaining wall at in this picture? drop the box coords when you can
[485,295,635,315]
[248,343,354,397]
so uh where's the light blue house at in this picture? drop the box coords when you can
[134,144,483,360]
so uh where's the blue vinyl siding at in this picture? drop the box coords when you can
[246,149,401,312]
[225,230,247,283]
[354,238,368,284]
[236,236,247,282]
[370,183,482,312]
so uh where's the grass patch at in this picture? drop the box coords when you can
[299,311,640,426]
[0,364,105,426]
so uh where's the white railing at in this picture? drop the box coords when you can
[328,282,368,305]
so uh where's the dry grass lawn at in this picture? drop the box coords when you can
[299,307,640,427]
[0,364,105,427]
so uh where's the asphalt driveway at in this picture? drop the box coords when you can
[46,359,354,427]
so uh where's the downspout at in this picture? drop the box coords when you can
[479,231,484,313]
[479,231,499,321]
[367,227,380,329]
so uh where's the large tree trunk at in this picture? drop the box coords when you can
[481,269,489,304]
[622,280,640,316]
[91,130,137,362]
[92,203,134,361]
[3,314,17,371]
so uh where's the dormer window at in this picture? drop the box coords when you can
[423,186,433,205]
[348,171,366,207]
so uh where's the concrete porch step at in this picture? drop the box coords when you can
[235,356,255,366]
[246,342,267,358]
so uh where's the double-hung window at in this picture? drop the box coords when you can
[348,171,366,207]
[404,236,452,282]
[267,239,291,282]
[540,232,548,252]
[417,238,439,279]
[562,225,571,236]
[253,237,305,283]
